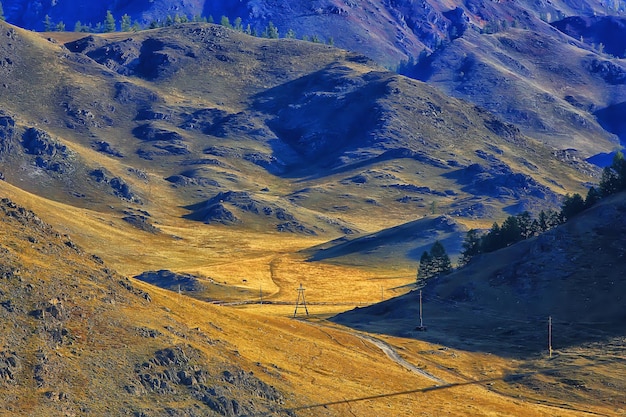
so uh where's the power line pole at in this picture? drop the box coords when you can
[416,290,427,331]
[293,283,309,318]
[548,316,553,358]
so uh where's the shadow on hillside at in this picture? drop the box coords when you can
[331,287,626,359]
[251,63,393,179]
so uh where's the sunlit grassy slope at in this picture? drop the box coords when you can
[2,191,623,416]
[1,19,623,416]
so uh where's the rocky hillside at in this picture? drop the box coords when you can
[334,190,626,354]
[1,0,623,65]
[0,19,598,269]
[0,197,290,416]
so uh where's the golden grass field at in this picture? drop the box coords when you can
[1,20,623,416]
[2,180,624,417]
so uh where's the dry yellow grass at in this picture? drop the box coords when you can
[2,165,622,417]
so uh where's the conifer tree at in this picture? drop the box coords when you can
[43,15,53,31]
[460,229,482,266]
[418,241,452,280]
[121,14,131,32]
[263,21,279,38]
[104,10,116,32]
[233,17,243,32]
[418,251,433,280]
[220,16,232,29]
[0,1,5,22]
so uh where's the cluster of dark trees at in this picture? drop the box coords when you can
[418,152,626,280]
[418,241,452,280]
[37,9,334,45]
[460,151,626,266]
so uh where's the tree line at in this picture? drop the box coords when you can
[36,9,334,45]
[418,151,626,280]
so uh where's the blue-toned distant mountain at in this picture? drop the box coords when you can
[1,0,624,66]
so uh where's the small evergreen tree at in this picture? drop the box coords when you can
[263,21,279,38]
[599,151,626,196]
[430,241,452,276]
[560,193,586,221]
[0,1,5,21]
[220,15,232,29]
[585,186,602,208]
[43,15,53,32]
[104,10,116,32]
[285,28,296,39]
[55,21,65,32]
[418,251,433,281]
[233,17,243,32]
[418,241,452,280]
[460,229,482,266]
[121,14,132,31]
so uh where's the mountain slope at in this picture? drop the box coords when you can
[334,191,626,353]
[2,0,622,65]
[0,19,599,278]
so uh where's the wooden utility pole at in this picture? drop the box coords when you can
[548,316,553,358]
[416,290,427,331]
[293,283,309,318]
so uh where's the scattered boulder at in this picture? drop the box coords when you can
[122,213,160,234]
[0,112,16,155]
[0,351,21,385]
[92,140,123,157]
[445,161,559,205]
[134,270,205,293]
[585,58,626,85]
[135,345,284,416]
[89,168,141,203]
[132,124,184,142]
[22,128,72,173]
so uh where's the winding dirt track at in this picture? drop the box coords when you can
[356,334,447,384]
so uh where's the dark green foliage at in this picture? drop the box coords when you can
[233,17,243,32]
[459,229,481,266]
[418,251,433,280]
[599,151,626,197]
[0,1,5,21]
[121,14,132,31]
[460,210,563,265]
[104,10,116,33]
[560,193,586,221]
[418,241,452,280]
[55,21,65,32]
[585,186,601,207]
[262,21,279,39]
[220,16,232,29]
[533,209,561,234]
[43,15,52,32]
